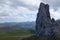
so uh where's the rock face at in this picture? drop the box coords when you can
[36,3,56,38]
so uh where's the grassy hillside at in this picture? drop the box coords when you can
[0,29,34,40]
[0,23,35,40]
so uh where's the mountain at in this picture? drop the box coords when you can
[15,22,35,29]
[0,22,35,30]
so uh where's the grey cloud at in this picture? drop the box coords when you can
[0,12,10,17]
[9,0,38,11]
[0,0,38,11]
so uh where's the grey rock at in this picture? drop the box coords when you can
[36,3,57,40]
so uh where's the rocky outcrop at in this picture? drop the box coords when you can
[36,3,57,40]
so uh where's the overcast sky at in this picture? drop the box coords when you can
[0,0,60,23]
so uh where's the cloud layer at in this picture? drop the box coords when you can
[0,0,40,23]
[0,0,60,23]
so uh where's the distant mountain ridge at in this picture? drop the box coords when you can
[0,22,35,30]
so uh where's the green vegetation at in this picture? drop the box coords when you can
[0,27,34,40]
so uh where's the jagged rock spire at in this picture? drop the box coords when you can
[36,3,51,36]
[36,3,56,40]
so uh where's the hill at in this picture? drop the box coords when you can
[0,22,35,40]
